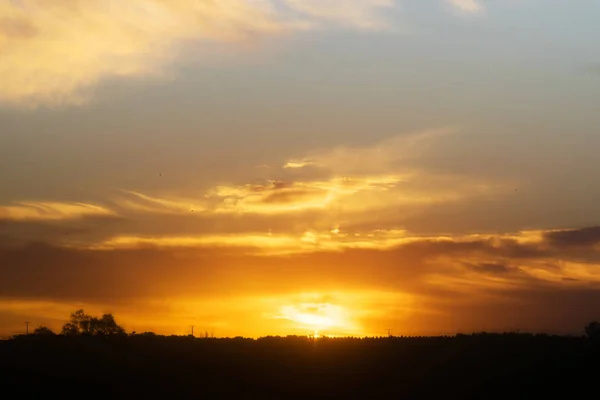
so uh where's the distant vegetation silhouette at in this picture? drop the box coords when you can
[60,309,125,336]
[23,309,600,341]
[585,321,600,339]
[32,326,55,336]
[4,310,600,398]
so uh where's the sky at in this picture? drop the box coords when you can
[1,0,600,338]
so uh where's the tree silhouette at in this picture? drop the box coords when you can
[96,314,125,335]
[61,322,79,336]
[61,309,125,336]
[66,309,92,335]
[32,326,55,335]
[585,321,600,339]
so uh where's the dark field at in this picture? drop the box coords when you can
[1,333,599,399]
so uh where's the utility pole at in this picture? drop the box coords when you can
[387,328,392,337]
[25,321,30,335]
[190,325,195,337]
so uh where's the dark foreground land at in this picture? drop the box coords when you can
[1,333,599,399]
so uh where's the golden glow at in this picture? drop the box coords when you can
[0,291,414,339]
[277,303,352,332]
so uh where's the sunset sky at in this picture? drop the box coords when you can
[2,0,600,338]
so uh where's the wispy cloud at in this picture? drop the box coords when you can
[287,128,453,174]
[98,129,506,225]
[0,0,397,107]
[117,191,207,214]
[446,0,484,14]
[281,0,396,30]
[108,129,502,219]
[94,233,306,253]
[283,159,319,169]
[0,201,115,221]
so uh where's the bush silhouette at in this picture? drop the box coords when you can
[32,326,55,335]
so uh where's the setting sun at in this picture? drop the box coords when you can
[277,301,357,336]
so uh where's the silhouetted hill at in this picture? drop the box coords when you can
[1,333,599,398]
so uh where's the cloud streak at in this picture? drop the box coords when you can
[0,201,115,221]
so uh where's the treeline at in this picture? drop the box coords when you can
[22,309,600,340]
[5,310,600,398]
[4,323,600,398]
[29,309,125,337]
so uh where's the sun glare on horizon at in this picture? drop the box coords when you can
[276,301,359,336]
